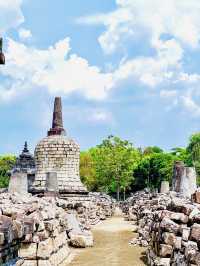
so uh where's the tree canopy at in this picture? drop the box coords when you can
[80,135,198,198]
[0,155,16,188]
[187,133,200,184]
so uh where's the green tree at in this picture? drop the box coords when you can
[187,133,200,184]
[91,136,140,200]
[133,156,150,190]
[170,147,192,166]
[143,146,163,155]
[80,151,96,190]
[149,153,174,188]
[133,152,175,190]
[0,155,16,188]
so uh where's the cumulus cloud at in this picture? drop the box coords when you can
[182,94,200,117]
[0,0,24,34]
[113,39,182,87]
[78,0,200,117]
[0,38,114,101]
[79,0,200,54]
[1,0,200,120]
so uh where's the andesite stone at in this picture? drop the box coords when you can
[8,142,35,194]
[172,161,197,198]
[31,97,87,195]
[160,181,169,194]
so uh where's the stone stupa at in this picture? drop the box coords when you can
[31,97,88,197]
[9,142,35,194]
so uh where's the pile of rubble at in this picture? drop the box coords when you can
[67,193,115,234]
[0,191,115,266]
[123,190,200,266]
[88,192,115,224]
[0,193,94,266]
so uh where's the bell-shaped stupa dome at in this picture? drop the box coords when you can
[31,97,87,195]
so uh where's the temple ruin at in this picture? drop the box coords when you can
[30,97,88,198]
[172,161,197,198]
[8,142,35,194]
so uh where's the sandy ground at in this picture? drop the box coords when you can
[67,210,147,266]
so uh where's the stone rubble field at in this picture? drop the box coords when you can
[122,190,200,266]
[0,192,114,266]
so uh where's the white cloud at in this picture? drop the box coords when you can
[113,39,183,87]
[0,36,186,106]
[18,28,32,40]
[77,0,200,118]
[0,0,24,34]
[0,38,114,101]
[182,94,200,117]
[79,0,200,54]
[1,0,200,121]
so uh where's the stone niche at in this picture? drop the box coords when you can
[30,97,87,196]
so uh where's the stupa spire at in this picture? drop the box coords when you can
[23,141,28,153]
[48,97,66,136]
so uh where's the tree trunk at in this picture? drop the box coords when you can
[117,184,120,201]
[116,175,120,201]
[123,187,126,201]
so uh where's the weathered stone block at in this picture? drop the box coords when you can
[162,232,176,246]
[182,227,190,241]
[185,241,198,258]
[160,181,170,194]
[8,172,28,194]
[160,218,179,234]
[192,191,200,204]
[21,260,37,266]
[159,258,170,266]
[172,162,197,198]
[190,223,200,242]
[37,238,54,259]
[160,244,173,257]
[18,243,37,259]
[38,261,52,266]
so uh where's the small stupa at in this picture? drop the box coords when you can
[14,141,35,172]
[31,97,87,196]
[9,142,35,194]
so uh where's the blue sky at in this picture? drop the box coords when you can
[1,0,200,155]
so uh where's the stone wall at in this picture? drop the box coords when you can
[0,192,114,265]
[0,193,93,265]
[123,190,200,266]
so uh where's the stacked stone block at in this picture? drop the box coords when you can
[123,190,200,265]
[32,135,87,194]
[0,193,95,265]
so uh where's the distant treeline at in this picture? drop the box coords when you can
[1,133,200,200]
[80,134,200,200]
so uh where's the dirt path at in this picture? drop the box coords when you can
[67,214,146,266]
